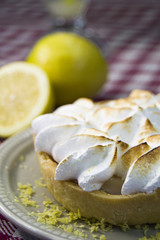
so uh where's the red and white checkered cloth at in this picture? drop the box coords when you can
[1,0,160,239]
[0,213,23,240]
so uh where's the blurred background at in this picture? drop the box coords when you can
[1,0,160,101]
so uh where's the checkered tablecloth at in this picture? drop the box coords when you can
[1,0,160,239]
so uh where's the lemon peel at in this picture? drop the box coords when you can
[0,61,55,137]
[17,182,38,208]
[17,180,160,240]
[27,32,107,106]
[16,181,113,239]
[99,235,107,240]
[138,232,160,240]
[155,224,160,230]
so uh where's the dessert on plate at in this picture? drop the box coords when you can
[32,89,160,225]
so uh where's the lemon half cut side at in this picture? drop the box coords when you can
[0,62,55,137]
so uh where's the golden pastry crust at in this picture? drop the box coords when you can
[36,151,160,225]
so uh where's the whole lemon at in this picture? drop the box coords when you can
[27,32,107,106]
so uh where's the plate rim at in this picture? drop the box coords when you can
[0,129,155,240]
[0,129,80,240]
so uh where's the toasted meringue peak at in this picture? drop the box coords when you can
[116,142,151,179]
[143,107,160,132]
[105,110,145,144]
[32,89,160,194]
[55,144,117,192]
[91,106,137,130]
[79,128,109,138]
[129,89,152,99]
[32,113,79,134]
[52,134,113,163]
[54,98,94,121]
[155,94,160,108]
[74,98,94,109]
[35,124,81,156]
[97,98,140,110]
[122,146,160,194]
[129,89,155,108]
[146,134,160,148]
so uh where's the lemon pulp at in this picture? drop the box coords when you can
[0,62,55,137]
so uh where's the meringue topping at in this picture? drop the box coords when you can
[32,90,160,195]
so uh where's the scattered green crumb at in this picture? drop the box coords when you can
[73,229,88,238]
[19,155,24,161]
[102,224,112,232]
[58,224,73,233]
[17,180,112,239]
[13,195,19,203]
[143,225,149,236]
[19,164,24,169]
[98,219,112,232]
[43,198,53,207]
[19,164,28,169]
[90,225,99,233]
[92,234,98,239]
[138,232,160,240]
[155,232,160,239]
[5,165,8,170]
[35,177,47,188]
[74,222,85,229]
[99,235,107,240]
[66,209,81,221]
[16,179,160,240]
[135,225,142,229]
[155,224,160,230]
[17,182,38,208]
[119,223,130,232]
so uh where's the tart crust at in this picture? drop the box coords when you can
[36,151,160,225]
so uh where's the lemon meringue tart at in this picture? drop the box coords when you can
[32,89,160,225]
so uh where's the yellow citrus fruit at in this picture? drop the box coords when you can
[0,61,55,137]
[27,32,107,106]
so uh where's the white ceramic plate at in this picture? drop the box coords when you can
[0,129,158,240]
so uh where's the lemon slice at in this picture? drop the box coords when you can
[0,61,55,137]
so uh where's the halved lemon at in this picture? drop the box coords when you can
[0,61,55,137]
